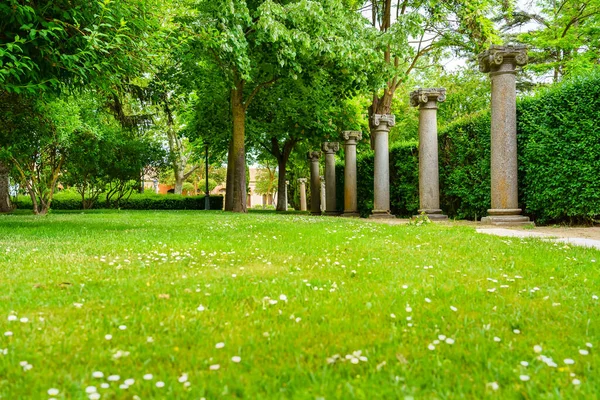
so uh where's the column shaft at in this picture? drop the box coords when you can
[342,131,362,217]
[370,115,395,219]
[299,179,307,211]
[307,152,321,215]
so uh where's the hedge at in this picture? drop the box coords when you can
[15,193,224,211]
[336,72,600,224]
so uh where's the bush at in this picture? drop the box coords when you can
[15,192,224,211]
[336,72,600,224]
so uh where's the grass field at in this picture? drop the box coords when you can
[0,211,598,399]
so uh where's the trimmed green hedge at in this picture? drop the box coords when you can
[336,72,600,224]
[15,193,224,211]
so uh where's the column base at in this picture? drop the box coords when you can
[341,211,360,218]
[369,210,395,219]
[481,210,533,226]
[415,209,448,221]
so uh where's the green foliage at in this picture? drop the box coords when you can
[518,71,600,223]
[15,192,224,211]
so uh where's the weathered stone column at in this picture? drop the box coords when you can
[285,180,289,211]
[320,175,326,213]
[298,178,307,211]
[307,151,321,215]
[341,131,362,217]
[410,88,448,221]
[370,114,395,219]
[479,45,532,225]
[321,142,340,216]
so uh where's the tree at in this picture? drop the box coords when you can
[503,0,600,82]
[354,0,503,137]
[185,0,377,212]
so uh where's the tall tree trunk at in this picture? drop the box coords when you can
[225,137,235,211]
[174,167,185,195]
[230,79,247,213]
[0,161,12,213]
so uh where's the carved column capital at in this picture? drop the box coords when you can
[342,130,362,143]
[307,151,321,162]
[321,142,340,154]
[478,45,528,74]
[371,114,396,128]
[410,88,446,109]
[298,178,307,184]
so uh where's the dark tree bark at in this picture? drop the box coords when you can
[0,161,12,213]
[271,138,297,212]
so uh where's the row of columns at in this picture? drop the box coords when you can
[298,44,530,225]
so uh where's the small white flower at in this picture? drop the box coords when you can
[279,294,287,302]
[572,378,581,385]
[350,357,359,364]
[73,303,83,308]
[450,306,457,312]
[513,329,521,334]
[105,334,112,340]
[215,342,225,349]
[487,382,499,390]
[197,305,205,312]
[425,298,432,303]
[209,364,220,370]
[85,386,97,393]
[519,375,530,381]
[124,379,135,385]
[579,349,589,356]
[438,335,446,341]
[7,315,17,322]
[4,331,13,337]
[493,337,501,342]
[534,345,542,353]
[564,358,575,365]
[390,313,396,319]
[445,338,455,345]
[100,383,109,389]
[89,394,101,400]
[92,371,104,378]
[178,374,188,383]
[520,361,529,367]
[48,389,59,396]
[231,356,241,363]
[147,336,154,343]
[156,381,165,388]
[586,342,593,348]
[405,306,412,313]
[428,344,435,351]
[593,295,598,300]
[107,375,120,382]
[143,374,153,380]
[118,325,126,330]
[19,317,28,323]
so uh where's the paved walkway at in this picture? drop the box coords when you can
[476,227,600,250]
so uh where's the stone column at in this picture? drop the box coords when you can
[285,180,289,211]
[479,45,532,225]
[320,175,326,213]
[410,88,448,221]
[369,114,395,219]
[321,142,340,216]
[298,178,307,211]
[307,151,321,215]
[341,131,362,217]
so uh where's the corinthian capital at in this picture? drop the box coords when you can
[298,178,307,184]
[478,45,528,73]
[321,142,340,154]
[410,88,446,108]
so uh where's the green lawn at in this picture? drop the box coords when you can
[0,211,598,399]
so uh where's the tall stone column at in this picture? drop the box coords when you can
[285,180,289,211]
[410,88,448,221]
[307,151,321,215]
[479,45,532,225]
[321,142,340,216]
[320,175,326,213]
[298,178,307,211]
[369,114,395,219]
[341,131,362,217]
